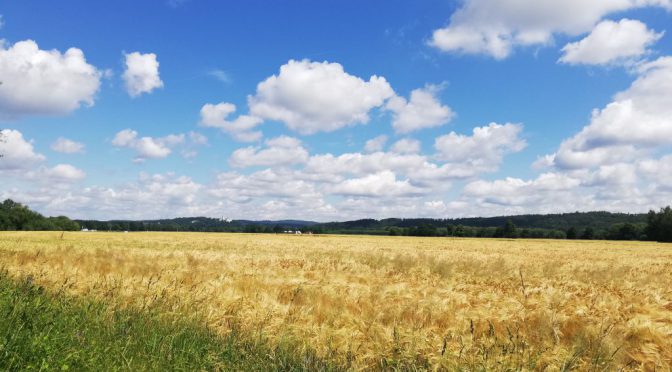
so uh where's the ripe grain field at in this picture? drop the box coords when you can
[1,232,671,370]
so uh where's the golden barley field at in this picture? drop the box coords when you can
[1,231,671,370]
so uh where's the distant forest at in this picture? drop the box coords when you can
[76,205,672,242]
[1,199,671,242]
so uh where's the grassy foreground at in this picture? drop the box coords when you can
[0,271,337,371]
[1,232,671,370]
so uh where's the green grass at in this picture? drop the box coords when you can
[0,271,340,371]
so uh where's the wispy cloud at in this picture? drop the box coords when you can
[208,69,232,84]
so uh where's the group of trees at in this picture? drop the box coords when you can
[384,210,671,242]
[647,206,672,242]
[561,209,671,242]
[387,223,568,239]
[0,199,79,231]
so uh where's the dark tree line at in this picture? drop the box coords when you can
[387,221,568,239]
[77,218,319,233]
[318,212,647,234]
[2,198,671,242]
[383,211,671,242]
[323,209,670,242]
[0,199,79,231]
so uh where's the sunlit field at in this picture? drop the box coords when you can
[1,232,671,370]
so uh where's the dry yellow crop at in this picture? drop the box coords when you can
[1,231,671,370]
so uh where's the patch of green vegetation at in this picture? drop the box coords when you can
[0,271,339,371]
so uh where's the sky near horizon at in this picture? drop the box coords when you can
[1,0,672,221]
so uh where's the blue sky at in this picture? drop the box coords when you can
[1,0,672,220]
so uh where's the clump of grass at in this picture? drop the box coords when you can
[0,271,340,371]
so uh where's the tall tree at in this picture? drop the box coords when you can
[646,206,672,242]
[503,219,517,238]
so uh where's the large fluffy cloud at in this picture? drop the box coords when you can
[544,57,672,169]
[123,52,163,97]
[0,40,101,119]
[386,85,454,133]
[460,56,672,215]
[199,102,263,142]
[203,59,456,138]
[429,0,671,59]
[248,59,394,134]
[559,19,664,65]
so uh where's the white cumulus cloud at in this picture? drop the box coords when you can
[0,129,46,169]
[123,52,164,97]
[248,59,395,135]
[559,19,664,65]
[434,123,526,170]
[386,85,454,133]
[0,40,102,119]
[112,129,185,162]
[229,136,309,168]
[547,57,672,169]
[199,102,263,142]
[429,0,671,59]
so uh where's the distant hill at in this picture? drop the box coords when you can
[77,211,647,235]
[77,216,317,232]
[317,212,647,232]
[236,219,318,227]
